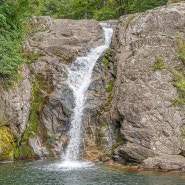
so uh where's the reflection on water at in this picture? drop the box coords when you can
[0,161,185,185]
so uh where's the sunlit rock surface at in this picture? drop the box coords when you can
[108,2,185,170]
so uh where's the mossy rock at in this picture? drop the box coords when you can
[152,56,167,70]
[14,142,35,160]
[0,126,13,161]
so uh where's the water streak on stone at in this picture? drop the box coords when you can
[62,23,113,163]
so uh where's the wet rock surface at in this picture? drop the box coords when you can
[81,46,119,161]
[0,65,32,161]
[0,16,104,160]
[25,16,104,158]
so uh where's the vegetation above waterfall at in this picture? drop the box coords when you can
[0,0,170,79]
[40,0,167,20]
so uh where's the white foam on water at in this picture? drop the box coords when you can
[41,161,94,171]
[59,160,94,169]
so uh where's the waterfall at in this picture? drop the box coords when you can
[61,23,113,165]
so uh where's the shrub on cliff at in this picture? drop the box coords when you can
[0,0,41,77]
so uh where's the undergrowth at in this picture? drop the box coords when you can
[172,37,185,105]
[153,56,167,70]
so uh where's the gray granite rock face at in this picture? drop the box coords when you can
[81,47,118,161]
[0,65,32,161]
[109,2,185,170]
[0,65,32,138]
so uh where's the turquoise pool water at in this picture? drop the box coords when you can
[0,160,185,185]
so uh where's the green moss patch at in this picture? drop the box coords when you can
[22,50,44,64]
[28,73,52,133]
[101,49,116,109]
[172,71,185,105]
[171,37,185,105]
[0,126,13,161]
[102,49,114,68]
[14,73,52,159]
[153,56,167,70]
[0,72,23,89]
[169,0,184,4]
[176,39,185,64]
[106,80,114,92]
[105,94,113,107]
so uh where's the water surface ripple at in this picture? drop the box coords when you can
[0,161,185,185]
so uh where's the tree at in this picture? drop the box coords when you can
[40,0,168,20]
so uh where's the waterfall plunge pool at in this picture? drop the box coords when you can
[0,160,185,185]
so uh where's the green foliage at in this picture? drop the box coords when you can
[106,80,114,92]
[176,39,185,64]
[40,0,168,20]
[0,126,14,161]
[0,41,24,76]
[169,0,184,4]
[22,50,44,64]
[172,71,185,105]
[13,73,51,159]
[171,36,185,105]
[40,0,64,18]
[105,93,113,107]
[126,0,167,14]
[153,56,167,70]
[92,2,118,20]
[0,0,41,78]
[0,70,23,90]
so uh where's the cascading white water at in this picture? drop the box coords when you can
[61,23,113,166]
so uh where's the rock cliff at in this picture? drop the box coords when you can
[79,2,185,171]
[108,2,185,170]
[0,16,105,160]
[0,1,185,171]
[0,65,32,160]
